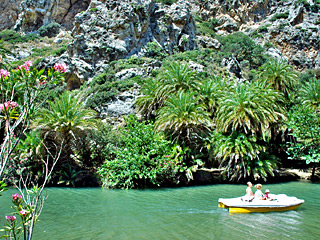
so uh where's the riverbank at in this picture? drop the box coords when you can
[190,168,320,186]
[48,167,319,188]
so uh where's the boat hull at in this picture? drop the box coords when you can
[228,203,303,213]
[218,195,304,213]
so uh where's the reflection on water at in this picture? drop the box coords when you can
[0,182,319,239]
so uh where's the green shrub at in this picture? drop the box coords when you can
[31,47,52,57]
[52,45,67,56]
[279,23,289,29]
[0,29,39,43]
[78,122,123,168]
[250,31,264,38]
[38,22,61,37]
[145,42,167,59]
[300,70,315,84]
[271,12,289,21]
[97,115,186,188]
[195,17,218,37]
[257,24,271,33]
[218,32,267,68]
[264,41,274,49]
[89,8,98,12]
[155,0,177,5]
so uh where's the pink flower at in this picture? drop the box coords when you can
[24,61,33,67]
[18,61,32,72]
[19,209,27,217]
[53,62,67,73]
[18,65,29,72]
[0,69,10,79]
[4,101,10,110]
[9,101,18,108]
[1,101,18,111]
[12,193,22,201]
[5,215,16,222]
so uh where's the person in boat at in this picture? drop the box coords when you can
[246,182,254,198]
[264,189,274,201]
[242,182,254,201]
[254,184,266,200]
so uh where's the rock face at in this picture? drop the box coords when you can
[197,0,320,69]
[0,0,23,31]
[67,0,197,80]
[198,0,271,25]
[15,0,90,32]
[221,56,243,80]
[101,87,140,118]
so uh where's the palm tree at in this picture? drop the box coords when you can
[155,91,211,145]
[31,91,97,164]
[136,62,201,120]
[215,81,285,139]
[156,62,200,102]
[135,79,162,120]
[198,75,229,115]
[259,59,298,98]
[211,131,277,181]
[299,78,320,111]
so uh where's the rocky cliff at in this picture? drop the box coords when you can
[64,0,196,80]
[1,0,320,77]
[0,0,23,31]
[0,0,90,32]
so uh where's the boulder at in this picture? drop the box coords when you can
[100,87,140,118]
[196,36,221,49]
[265,47,287,61]
[188,60,205,72]
[37,54,94,89]
[115,68,146,81]
[288,5,304,26]
[221,56,243,80]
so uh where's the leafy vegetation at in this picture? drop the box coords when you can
[98,115,186,188]
[0,29,39,43]
[217,32,267,68]
[270,12,289,21]
[31,91,98,169]
[286,106,320,180]
[0,5,318,190]
[155,0,177,5]
[258,59,298,99]
[38,22,61,38]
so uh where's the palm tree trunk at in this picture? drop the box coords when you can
[311,163,316,181]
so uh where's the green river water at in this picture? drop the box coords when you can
[0,181,319,240]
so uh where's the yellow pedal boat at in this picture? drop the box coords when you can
[218,194,304,213]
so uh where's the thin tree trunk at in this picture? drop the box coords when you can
[311,163,316,181]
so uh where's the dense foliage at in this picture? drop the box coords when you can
[135,57,308,182]
[98,115,187,188]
